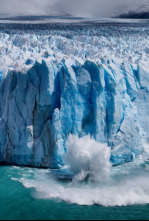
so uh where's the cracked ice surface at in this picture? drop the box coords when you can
[0,24,149,167]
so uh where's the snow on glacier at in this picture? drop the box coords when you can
[0,24,149,168]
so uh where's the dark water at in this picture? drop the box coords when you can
[0,166,149,220]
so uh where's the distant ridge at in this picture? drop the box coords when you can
[117,11,149,19]
[0,15,75,22]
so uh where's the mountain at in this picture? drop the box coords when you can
[115,1,149,19]
[118,11,149,19]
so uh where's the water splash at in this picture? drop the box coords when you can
[64,134,111,182]
[9,160,149,207]
[8,135,149,207]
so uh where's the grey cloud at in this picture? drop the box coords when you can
[0,0,148,17]
[0,0,59,16]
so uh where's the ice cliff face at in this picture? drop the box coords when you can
[0,59,148,167]
[0,25,148,168]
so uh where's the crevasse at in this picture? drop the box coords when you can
[0,58,148,168]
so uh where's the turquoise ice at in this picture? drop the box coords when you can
[0,58,148,167]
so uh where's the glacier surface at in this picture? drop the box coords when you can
[0,24,149,168]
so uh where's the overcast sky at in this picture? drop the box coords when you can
[0,0,148,17]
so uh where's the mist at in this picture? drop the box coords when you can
[0,0,148,17]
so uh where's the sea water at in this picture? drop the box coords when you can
[0,162,149,220]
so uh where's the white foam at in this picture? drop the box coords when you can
[9,135,149,207]
[12,162,149,207]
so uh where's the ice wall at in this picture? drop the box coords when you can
[0,58,148,167]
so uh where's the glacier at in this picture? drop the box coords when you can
[0,23,149,168]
